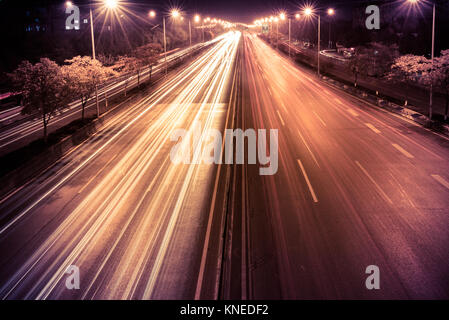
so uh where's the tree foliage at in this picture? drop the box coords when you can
[387,54,431,105]
[434,50,449,120]
[8,58,71,142]
[62,56,115,120]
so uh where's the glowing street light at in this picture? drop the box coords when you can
[171,9,180,18]
[65,0,120,117]
[105,0,118,9]
[295,13,300,20]
[194,14,201,23]
[328,8,335,16]
[149,10,156,18]
[279,12,286,21]
[304,7,313,16]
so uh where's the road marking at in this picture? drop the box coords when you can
[347,108,359,117]
[392,143,414,159]
[297,159,318,203]
[431,175,449,190]
[355,161,393,204]
[365,123,381,134]
[297,130,320,168]
[280,101,288,113]
[334,98,343,104]
[276,110,285,126]
[313,111,327,127]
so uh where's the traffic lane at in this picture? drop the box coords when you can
[0,39,222,231]
[241,33,449,298]
[241,39,406,299]
[0,33,240,299]
[0,40,217,157]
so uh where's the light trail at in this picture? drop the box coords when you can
[0,31,241,300]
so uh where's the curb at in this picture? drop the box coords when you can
[321,76,449,138]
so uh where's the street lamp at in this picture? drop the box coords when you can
[105,0,118,9]
[66,0,119,117]
[151,9,196,75]
[327,8,335,49]
[405,0,436,120]
[302,6,335,77]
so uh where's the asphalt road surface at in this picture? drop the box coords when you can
[1,31,449,299]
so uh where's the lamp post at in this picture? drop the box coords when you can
[303,7,335,77]
[327,8,335,49]
[149,9,181,76]
[67,0,118,117]
[406,0,436,120]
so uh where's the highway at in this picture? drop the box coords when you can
[0,39,221,156]
[0,31,449,300]
[0,31,240,299]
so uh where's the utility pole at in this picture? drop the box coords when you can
[163,17,167,76]
[317,14,321,76]
[276,21,279,49]
[189,20,192,47]
[288,18,291,58]
[429,3,435,120]
[89,4,100,117]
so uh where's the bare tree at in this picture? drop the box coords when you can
[8,58,70,143]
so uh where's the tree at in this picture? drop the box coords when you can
[387,54,431,106]
[62,56,115,120]
[368,42,399,77]
[434,50,449,120]
[135,43,162,84]
[8,58,70,143]
[348,47,370,87]
[114,55,138,97]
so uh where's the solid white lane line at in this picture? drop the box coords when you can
[431,175,449,191]
[297,159,318,203]
[313,111,327,127]
[392,143,414,159]
[347,108,359,117]
[355,161,393,204]
[365,123,381,134]
[276,110,285,126]
[297,129,320,168]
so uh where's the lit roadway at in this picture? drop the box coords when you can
[1,31,449,299]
